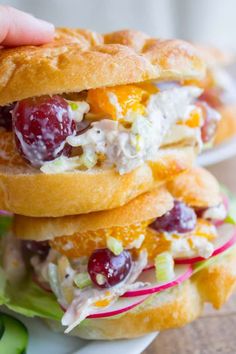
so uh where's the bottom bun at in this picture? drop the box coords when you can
[46,247,236,340]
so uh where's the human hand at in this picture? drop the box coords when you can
[0,5,55,46]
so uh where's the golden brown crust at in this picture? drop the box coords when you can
[194,248,236,308]
[166,167,221,208]
[0,29,205,106]
[46,247,236,339]
[214,104,236,145]
[14,166,220,240]
[14,187,173,241]
[0,147,195,217]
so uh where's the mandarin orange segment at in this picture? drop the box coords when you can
[0,131,26,167]
[177,107,202,128]
[87,84,149,120]
[141,228,170,262]
[135,82,159,95]
[50,221,149,258]
[149,158,188,181]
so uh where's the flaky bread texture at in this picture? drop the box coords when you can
[214,104,236,145]
[14,166,221,240]
[14,187,173,240]
[46,247,236,340]
[167,167,221,208]
[0,29,205,106]
[0,147,195,217]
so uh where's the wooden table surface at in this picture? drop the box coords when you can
[143,155,236,354]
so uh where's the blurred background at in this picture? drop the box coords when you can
[0,0,236,50]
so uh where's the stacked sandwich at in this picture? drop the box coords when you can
[0,29,236,339]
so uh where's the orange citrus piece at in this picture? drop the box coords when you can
[50,221,149,258]
[140,227,171,262]
[87,84,152,120]
[177,106,202,128]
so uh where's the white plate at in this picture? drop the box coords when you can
[1,308,158,354]
[198,137,236,166]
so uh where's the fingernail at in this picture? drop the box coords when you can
[36,18,55,32]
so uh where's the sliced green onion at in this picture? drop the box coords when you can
[155,252,175,283]
[107,236,123,255]
[69,102,79,111]
[74,273,92,289]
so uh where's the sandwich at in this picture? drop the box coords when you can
[0,29,211,217]
[0,167,235,339]
[0,28,233,341]
[188,45,236,146]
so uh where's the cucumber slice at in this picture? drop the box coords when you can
[0,313,28,354]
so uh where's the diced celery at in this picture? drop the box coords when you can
[155,252,175,283]
[74,273,92,289]
[107,236,123,255]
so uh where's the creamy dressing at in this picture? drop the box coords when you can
[203,203,227,220]
[164,220,218,259]
[170,235,214,259]
[31,249,148,333]
[62,251,148,333]
[41,86,202,174]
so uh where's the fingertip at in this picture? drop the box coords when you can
[34,18,55,42]
[0,6,55,46]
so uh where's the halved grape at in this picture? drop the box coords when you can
[197,101,219,143]
[12,95,76,166]
[150,200,197,234]
[88,248,132,288]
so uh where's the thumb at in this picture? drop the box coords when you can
[0,6,55,46]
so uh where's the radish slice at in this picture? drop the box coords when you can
[88,294,149,319]
[175,223,236,264]
[122,264,192,297]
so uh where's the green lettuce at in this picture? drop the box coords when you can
[0,267,63,321]
[0,215,12,236]
[0,211,63,321]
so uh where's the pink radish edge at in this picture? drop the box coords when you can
[87,296,149,319]
[122,264,193,297]
[175,226,236,265]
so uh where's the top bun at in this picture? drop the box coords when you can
[0,29,206,105]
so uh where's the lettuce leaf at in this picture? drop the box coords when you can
[0,268,63,321]
[0,215,12,236]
